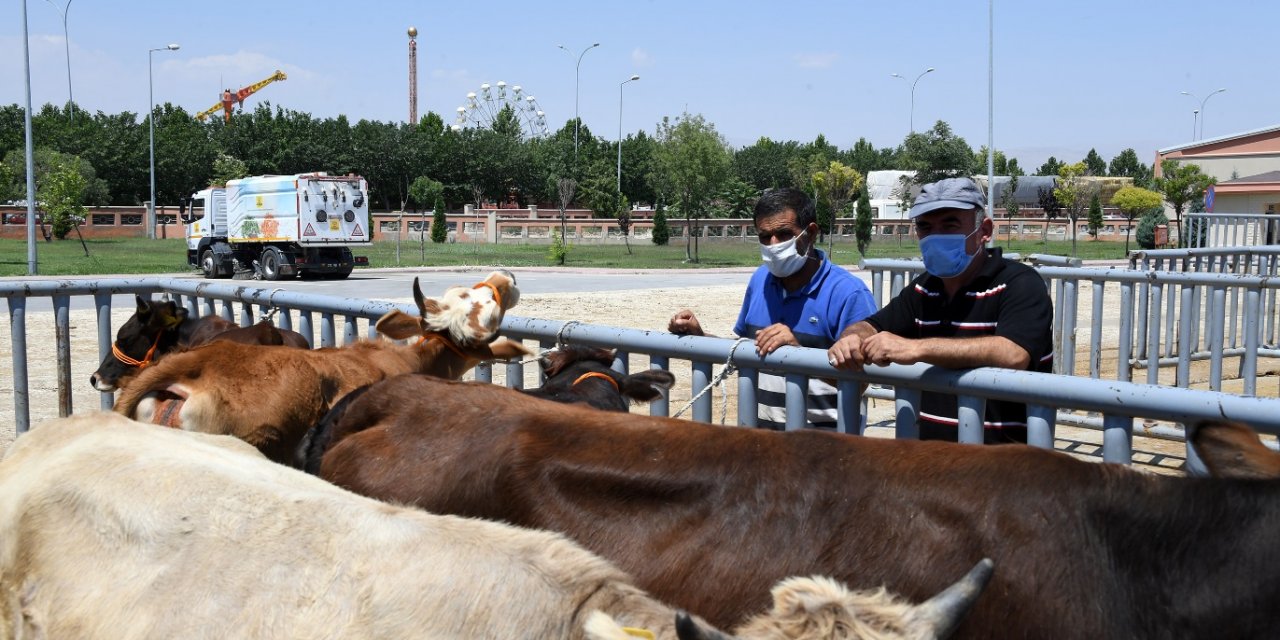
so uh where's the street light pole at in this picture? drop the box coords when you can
[617,75,640,194]
[45,0,74,122]
[890,67,935,134]
[22,0,38,274]
[148,43,180,241]
[1192,110,1200,141]
[1180,88,1226,140]
[557,42,599,162]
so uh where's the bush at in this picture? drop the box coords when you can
[651,202,670,246]
[547,228,572,264]
[430,195,447,243]
[1135,208,1168,249]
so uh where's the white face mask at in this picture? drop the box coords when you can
[760,230,810,277]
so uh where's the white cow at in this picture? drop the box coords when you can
[0,414,990,640]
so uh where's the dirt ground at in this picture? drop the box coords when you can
[2,280,1264,475]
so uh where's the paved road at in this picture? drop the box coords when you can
[3,266,765,313]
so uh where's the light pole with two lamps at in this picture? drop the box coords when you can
[617,74,640,193]
[44,0,74,122]
[148,43,180,240]
[1180,88,1226,140]
[557,42,599,162]
[890,67,935,134]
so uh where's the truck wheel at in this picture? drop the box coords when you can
[201,250,224,279]
[260,247,285,281]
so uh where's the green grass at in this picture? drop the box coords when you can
[0,235,1134,277]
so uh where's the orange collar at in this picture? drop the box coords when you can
[416,332,469,359]
[573,371,619,392]
[111,331,163,368]
[473,281,502,310]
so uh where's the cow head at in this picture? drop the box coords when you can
[635,558,993,640]
[527,345,676,412]
[1189,420,1280,479]
[375,272,530,364]
[90,295,187,392]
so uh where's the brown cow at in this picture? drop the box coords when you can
[90,295,309,392]
[303,345,676,474]
[115,272,530,465]
[0,413,992,640]
[317,377,1280,639]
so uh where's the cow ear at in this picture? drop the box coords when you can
[485,338,533,361]
[674,612,730,640]
[1190,420,1280,479]
[411,278,444,317]
[135,295,151,316]
[161,306,187,329]
[621,370,677,402]
[375,309,426,340]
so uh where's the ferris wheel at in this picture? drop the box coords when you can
[452,81,550,138]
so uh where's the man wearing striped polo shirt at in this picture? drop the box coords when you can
[827,177,1053,444]
[669,187,875,430]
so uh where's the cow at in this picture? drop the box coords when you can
[524,345,678,411]
[0,413,992,640]
[114,271,530,466]
[303,345,676,474]
[315,376,1280,639]
[90,294,310,392]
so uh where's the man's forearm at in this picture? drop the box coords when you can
[838,320,877,340]
[915,335,1030,370]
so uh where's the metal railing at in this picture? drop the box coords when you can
[1185,213,1280,248]
[6,277,1280,476]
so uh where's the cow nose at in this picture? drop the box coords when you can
[89,373,98,386]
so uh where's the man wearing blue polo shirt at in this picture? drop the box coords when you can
[669,187,875,430]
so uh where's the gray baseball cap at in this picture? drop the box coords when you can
[909,177,987,218]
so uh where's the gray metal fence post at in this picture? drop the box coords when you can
[8,296,30,434]
[692,361,713,423]
[737,368,757,427]
[956,394,985,444]
[894,386,921,440]
[651,355,671,417]
[784,373,807,431]
[53,294,72,417]
[94,292,114,410]
[1102,414,1132,464]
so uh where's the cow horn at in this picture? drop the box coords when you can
[906,558,993,639]
[673,612,733,640]
[412,277,427,314]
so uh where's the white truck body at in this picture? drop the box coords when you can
[184,173,371,280]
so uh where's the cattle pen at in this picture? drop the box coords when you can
[4,272,1280,476]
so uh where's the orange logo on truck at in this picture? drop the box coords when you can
[261,212,279,238]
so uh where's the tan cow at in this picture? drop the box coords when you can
[113,271,530,465]
[0,413,992,640]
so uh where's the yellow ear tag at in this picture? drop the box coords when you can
[163,315,184,329]
[622,628,655,640]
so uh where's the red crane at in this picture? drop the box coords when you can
[195,70,288,123]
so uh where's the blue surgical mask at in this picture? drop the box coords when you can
[919,223,982,278]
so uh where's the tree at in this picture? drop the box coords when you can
[1107,148,1145,180]
[210,153,249,185]
[430,194,448,243]
[652,112,732,263]
[1086,191,1104,239]
[554,178,576,265]
[845,137,896,177]
[1001,165,1023,244]
[855,186,873,257]
[408,176,444,213]
[1082,148,1106,176]
[1054,162,1089,256]
[1111,186,1163,253]
[651,200,670,246]
[616,193,633,255]
[812,160,864,250]
[1036,186,1062,243]
[1136,208,1169,250]
[1035,156,1063,176]
[899,120,975,185]
[718,177,758,219]
[733,137,801,192]
[973,146,1010,176]
[1,147,109,206]
[1154,159,1216,248]
[40,158,86,239]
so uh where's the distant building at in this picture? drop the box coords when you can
[1156,124,1280,215]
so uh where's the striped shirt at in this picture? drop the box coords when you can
[865,248,1054,443]
[734,251,876,430]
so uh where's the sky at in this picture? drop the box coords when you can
[3,0,1276,172]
